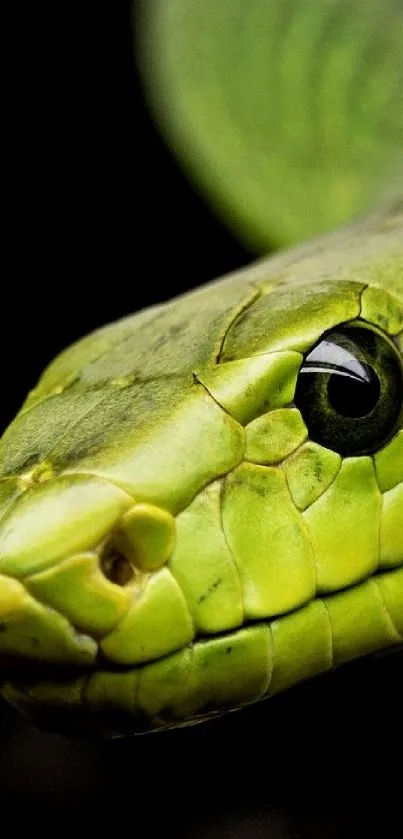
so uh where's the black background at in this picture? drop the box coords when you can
[1,2,401,834]
[2,0,251,433]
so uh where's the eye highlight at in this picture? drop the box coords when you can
[294,323,403,457]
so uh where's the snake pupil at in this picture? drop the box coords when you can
[294,323,403,456]
[327,366,381,418]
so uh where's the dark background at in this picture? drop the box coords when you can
[2,0,251,433]
[1,2,401,834]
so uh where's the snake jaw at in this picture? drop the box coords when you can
[0,458,401,736]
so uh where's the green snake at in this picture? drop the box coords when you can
[0,0,402,736]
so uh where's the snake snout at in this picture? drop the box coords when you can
[0,471,180,669]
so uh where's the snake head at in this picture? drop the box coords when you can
[1,219,402,735]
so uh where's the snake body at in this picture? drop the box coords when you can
[0,1,402,735]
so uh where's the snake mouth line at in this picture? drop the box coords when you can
[0,567,403,736]
[0,565,401,676]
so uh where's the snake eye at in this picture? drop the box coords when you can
[294,323,403,456]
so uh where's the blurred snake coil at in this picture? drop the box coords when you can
[0,0,402,736]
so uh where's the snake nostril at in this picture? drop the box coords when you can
[100,549,134,586]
